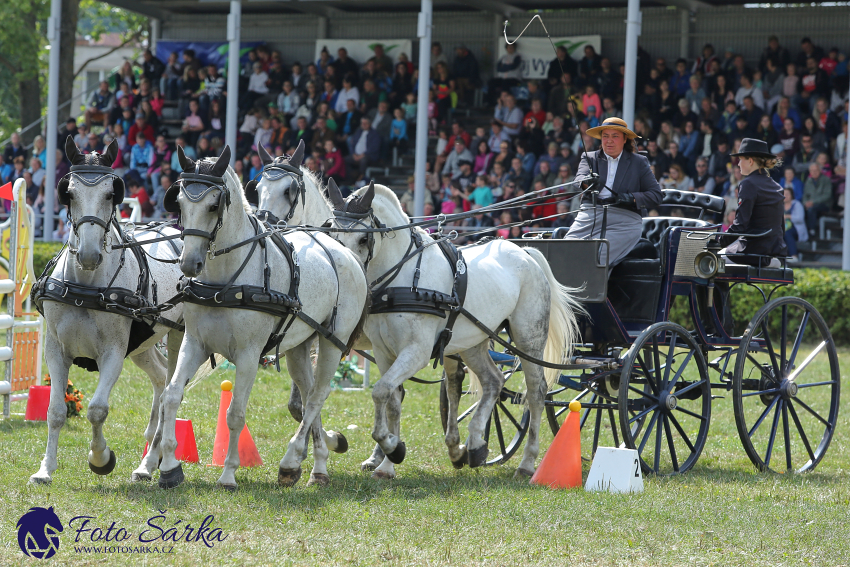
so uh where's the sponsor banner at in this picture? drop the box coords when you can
[497,36,602,79]
[156,41,263,70]
[313,40,413,68]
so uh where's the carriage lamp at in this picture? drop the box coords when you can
[694,251,721,279]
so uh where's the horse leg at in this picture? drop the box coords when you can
[460,343,507,468]
[514,358,547,479]
[29,334,72,485]
[370,345,430,463]
[278,337,339,487]
[157,335,208,488]
[128,342,170,481]
[442,358,468,468]
[86,349,127,475]
[217,345,264,490]
[288,382,303,422]
[370,385,403,480]
[279,342,321,486]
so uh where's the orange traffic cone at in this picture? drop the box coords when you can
[531,400,583,489]
[143,419,199,463]
[209,380,262,467]
[24,385,50,421]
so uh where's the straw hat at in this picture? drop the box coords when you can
[586,117,639,140]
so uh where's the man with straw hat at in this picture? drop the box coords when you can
[565,116,662,267]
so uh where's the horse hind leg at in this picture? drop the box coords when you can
[29,334,72,485]
[460,343,507,468]
[129,342,170,482]
[371,385,403,480]
[442,358,468,469]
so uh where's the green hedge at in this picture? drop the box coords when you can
[668,268,850,344]
[32,241,65,278]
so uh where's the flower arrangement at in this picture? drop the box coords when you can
[43,375,84,417]
[332,360,362,388]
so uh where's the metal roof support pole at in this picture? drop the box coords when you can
[843,128,850,270]
[413,0,433,219]
[679,8,690,59]
[43,0,62,241]
[225,0,241,166]
[151,18,160,52]
[622,0,641,127]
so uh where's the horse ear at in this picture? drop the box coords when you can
[289,139,305,167]
[102,139,119,167]
[244,179,259,206]
[211,145,231,178]
[327,177,344,207]
[258,143,274,166]
[65,136,81,165]
[177,145,195,172]
[360,180,375,209]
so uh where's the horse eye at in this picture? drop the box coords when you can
[209,204,219,212]
[105,192,113,201]
[359,236,368,247]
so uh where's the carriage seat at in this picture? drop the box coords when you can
[720,263,794,283]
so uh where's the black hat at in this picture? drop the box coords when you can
[730,138,776,159]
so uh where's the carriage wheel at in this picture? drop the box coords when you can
[546,374,623,461]
[619,322,711,475]
[732,297,840,473]
[439,356,530,466]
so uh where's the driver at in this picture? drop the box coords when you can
[566,117,662,266]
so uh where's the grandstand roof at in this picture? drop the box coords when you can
[108,0,752,21]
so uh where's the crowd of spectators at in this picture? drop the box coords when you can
[2,36,848,255]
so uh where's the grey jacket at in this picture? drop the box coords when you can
[576,149,663,214]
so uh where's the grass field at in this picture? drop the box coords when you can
[1,347,848,566]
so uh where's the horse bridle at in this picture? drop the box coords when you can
[258,161,306,224]
[171,169,231,255]
[327,205,387,268]
[62,165,122,253]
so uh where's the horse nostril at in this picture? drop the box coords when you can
[195,261,203,274]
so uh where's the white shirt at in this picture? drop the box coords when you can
[354,129,370,155]
[600,150,622,200]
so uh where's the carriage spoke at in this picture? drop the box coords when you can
[746,354,779,382]
[662,332,677,388]
[787,311,810,369]
[782,400,792,471]
[788,341,828,382]
[628,385,657,401]
[780,305,788,372]
[664,416,679,472]
[653,413,663,472]
[763,399,783,468]
[652,339,663,394]
[638,411,659,454]
[674,406,708,421]
[672,377,705,398]
[761,320,781,380]
[787,401,816,463]
[593,404,602,454]
[667,350,695,391]
[796,381,837,389]
[498,402,522,431]
[791,398,831,429]
[457,401,479,423]
[668,413,695,453]
[629,403,659,425]
[493,406,507,456]
[580,393,599,430]
[636,353,659,395]
[608,408,620,447]
[741,388,780,398]
[748,395,780,438]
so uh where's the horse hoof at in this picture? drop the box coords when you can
[361,461,378,472]
[468,445,488,468]
[218,483,238,492]
[28,474,52,486]
[451,447,468,470]
[278,467,303,487]
[514,467,534,479]
[131,471,152,482]
[371,470,395,480]
[158,464,184,489]
[332,433,349,454]
[385,441,407,464]
[88,450,117,476]
[307,473,330,487]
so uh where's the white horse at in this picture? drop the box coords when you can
[255,160,580,479]
[29,137,186,485]
[145,146,368,490]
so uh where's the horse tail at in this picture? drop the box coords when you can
[184,354,225,393]
[345,255,372,353]
[523,247,585,391]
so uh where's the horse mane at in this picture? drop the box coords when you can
[198,156,253,215]
[350,182,417,231]
[300,165,333,211]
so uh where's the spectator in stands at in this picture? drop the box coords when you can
[533,160,556,189]
[431,62,456,125]
[345,116,380,182]
[442,138,473,179]
[465,174,494,207]
[801,115,829,153]
[802,162,832,234]
[772,96,801,131]
[4,132,26,164]
[130,133,153,184]
[493,93,523,137]
[84,81,114,129]
[547,45,577,92]
[797,37,825,69]
[762,57,785,113]
[487,120,509,153]
[519,116,545,157]
[490,43,523,106]
[799,57,829,112]
[783,186,806,261]
[332,47,359,79]
[759,36,791,74]
[141,49,165,88]
[335,76,359,114]
[669,58,692,97]
[814,97,841,140]
[692,157,716,194]
[514,140,535,174]
[389,62,413,107]
[472,139,493,176]
[360,79,386,114]
[645,139,669,180]
[792,134,821,178]
[180,101,205,147]
[582,85,602,120]
[128,112,155,148]
[755,113,778,148]
[276,80,301,123]
[453,45,480,107]
[506,156,531,191]
[578,45,602,86]
[781,165,804,201]
[735,73,765,109]
[368,100,392,146]
[661,163,692,191]
[243,62,270,111]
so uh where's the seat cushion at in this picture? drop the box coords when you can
[611,258,662,278]
[623,238,658,260]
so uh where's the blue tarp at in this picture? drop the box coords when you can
[155,41,264,71]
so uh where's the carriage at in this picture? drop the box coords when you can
[441,189,840,476]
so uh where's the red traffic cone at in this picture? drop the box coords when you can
[531,400,583,489]
[24,385,50,421]
[144,418,199,463]
[209,380,262,467]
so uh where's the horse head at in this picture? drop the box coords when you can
[60,136,123,270]
[245,140,307,222]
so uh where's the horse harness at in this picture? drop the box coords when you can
[32,164,185,336]
[163,168,349,370]
[244,160,307,224]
